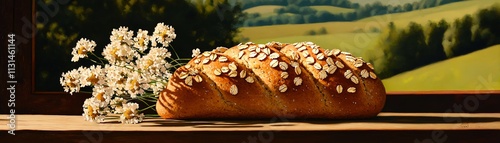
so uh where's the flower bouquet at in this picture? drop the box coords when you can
[60,23,196,124]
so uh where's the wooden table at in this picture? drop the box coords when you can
[1,113,500,143]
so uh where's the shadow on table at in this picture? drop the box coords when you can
[139,114,500,128]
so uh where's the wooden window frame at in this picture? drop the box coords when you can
[1,0,499,115]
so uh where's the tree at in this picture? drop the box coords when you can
[373,22,428,78]
[442,14,473,57]
[370,21,399,78]
[303,14,318,23]
[471,3,500,49]
[421,19,448,66]
[403,3,413,11]
[306,30,317,35]
[288,14,304,24]
[318,27,328,35]
[275,8,286,14]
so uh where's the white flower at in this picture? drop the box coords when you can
[71,38,96,62]
[63,22,183,124]
[149,36,158,47]
[150,80,167,94]
[149,47,171,59]
[92,85,113,107]
[119,102,145,124]
[192,48,201,57]
[80,65,105,86]
[110,97,127,114]
[82,97,110,123]
[60,68,83,95]
[125,72,146,98]
[133,29,150,52]
[136,47,172,82]
[110,26,134,45]
[60,65,105,95]
[104,65,129,95]
[102,41,138,64]
[152,23,176,46]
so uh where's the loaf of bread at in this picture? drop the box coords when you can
[156,42,386,119]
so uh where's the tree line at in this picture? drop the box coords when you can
[366,4,500,79]
[243,0,462,27]
[234,0,359,10]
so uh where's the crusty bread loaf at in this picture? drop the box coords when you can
[156,42,386,119]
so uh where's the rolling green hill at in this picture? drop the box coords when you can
[309,6,355,14]
[382,45,500,92]
[241,0,500,41]
[244,5,354,14]
[252,33,379,56]
[243,5,284,16]
[358,0,500,26]
[243,5,355,18]
[240,21,369,41]
[349,0,421,5]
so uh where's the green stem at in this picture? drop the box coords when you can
[171,58,192,62]
[89,52,107,64]
[104,117,120,119]
[88,58,104,65]
[167,57,183,68]
[168,44,181,60]
[144,114,159,117]
[135,97,152,106]
[138,105,156,112]
[136,96,157,102]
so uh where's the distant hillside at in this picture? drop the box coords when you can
[238,0,463,27]
[244,5,284,14]
[240,0,500,42]
[309,6,355,14]
[358,0,500,26]
[243,5,353,15]
[349,0,420,5]
[382,45,500,91]
[230,0,357,10]
[243,5,285,17]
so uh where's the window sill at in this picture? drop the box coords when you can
[2,112,500,142]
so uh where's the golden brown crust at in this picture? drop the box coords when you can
[197,52,280,117]
[156,42,386,119]
[155,65,235,119]
[224,42,327,118]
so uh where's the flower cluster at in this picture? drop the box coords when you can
[60,23,183,124]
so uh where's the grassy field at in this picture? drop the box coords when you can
[240,22,373,40]
[350,0,421,5]
[243,5,355,18]
[243,5,284,17]
[382,45,500,92]
[358,0,500,26]
[240,0,500,44]
[309,6,354,14]
[252,33,379,56]
[244,5,354,14]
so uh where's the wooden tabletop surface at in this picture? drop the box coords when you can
[1,112,500,131]
[2,112,500,143]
